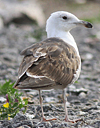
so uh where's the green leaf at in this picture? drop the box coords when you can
[19,104,23,109]
[75,81,79,83]
[12,102,19,108]
[0,112,8,119]
[0,80,15,95]
[0,80,28,120]
[23,99,28,105]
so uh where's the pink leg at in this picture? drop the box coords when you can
[39,90,57,121]
[63,89,82,123]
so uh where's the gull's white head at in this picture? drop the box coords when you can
[46,11,92,38]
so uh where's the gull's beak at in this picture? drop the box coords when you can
[74,20,93,28]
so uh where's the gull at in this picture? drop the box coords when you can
[13,11,92,123]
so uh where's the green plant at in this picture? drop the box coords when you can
[0,80,28,120]
[75,81,79,83]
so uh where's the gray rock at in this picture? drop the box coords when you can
[0,0,45,27]
[37,122,52,128]
[0,97,6,103]
[68,86,88,95]
[82,53,93,60]
[79,92,87,98]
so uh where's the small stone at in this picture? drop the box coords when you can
[68,85,76,92]
[70,99,81,104]
[27,90,38,95]
[0,97,6,103]
[79,92,87,98]
[37,122,52,128]
[66,101,70,106]
[78,111,86,115]
[52,123,59,128]
[26,113,35,119]
[45,97,56,103]
[81,53,93,61]
[85,53,93,60]
[68,87,88,95]
[69,85,76,90]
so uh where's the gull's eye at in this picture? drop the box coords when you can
[62,16,67,20]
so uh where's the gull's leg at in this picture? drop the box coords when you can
[39,90,57,121]
[39,90,45,121]
[63,89,82,123]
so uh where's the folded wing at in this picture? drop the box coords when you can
[14,38,80,90]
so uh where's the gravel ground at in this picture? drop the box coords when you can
[0,19,100,127]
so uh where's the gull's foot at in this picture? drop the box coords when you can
[42,117,57,122]
[65,117,83,123]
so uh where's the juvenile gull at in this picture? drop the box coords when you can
[13,11,92,123]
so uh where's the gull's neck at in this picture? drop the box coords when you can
[47,30,80,56]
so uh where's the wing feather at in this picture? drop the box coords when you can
[14,37,80,90]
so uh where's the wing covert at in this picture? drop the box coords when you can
[14,37,80,89]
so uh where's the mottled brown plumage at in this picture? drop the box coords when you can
[13,11,92,122]
[14,38,80,90]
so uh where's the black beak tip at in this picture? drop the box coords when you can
[85,22,93,28]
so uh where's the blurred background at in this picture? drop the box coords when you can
[0,0,100,29]
[0,0,100,26]
[40,0,100,21]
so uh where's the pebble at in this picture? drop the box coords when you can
[68,87,88,95]
[79,92,87,98]
[45,97,56,103]
[26,113,35,119]
[0,97,6,103]
[84,53,93,60]
[37,122,52,128]
[68,85,76,91]
[78,111,86,115]
[66,101,70,106]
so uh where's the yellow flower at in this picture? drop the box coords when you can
[8,114,11,120]
[3,102,9,108]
